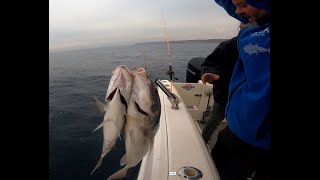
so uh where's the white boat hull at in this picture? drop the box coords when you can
[137,80,221,180]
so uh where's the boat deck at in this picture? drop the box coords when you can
[138,81,221,180]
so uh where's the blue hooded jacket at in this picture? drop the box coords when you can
[214,0,270,150]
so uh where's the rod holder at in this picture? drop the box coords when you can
[154,79,181,110]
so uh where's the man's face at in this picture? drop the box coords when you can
[232,0,269,22]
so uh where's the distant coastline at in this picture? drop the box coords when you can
[134,39,227,46]
[49,39,227,53]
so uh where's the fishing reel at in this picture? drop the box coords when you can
[166,66,178,80]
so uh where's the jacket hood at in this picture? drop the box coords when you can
[246,0,270,12]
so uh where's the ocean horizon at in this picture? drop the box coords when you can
[49,38,227,53]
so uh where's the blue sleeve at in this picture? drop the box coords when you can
[214,0,249,23]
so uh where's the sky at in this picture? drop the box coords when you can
[49,0,240,51]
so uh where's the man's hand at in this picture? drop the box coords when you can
[201,73,220,84]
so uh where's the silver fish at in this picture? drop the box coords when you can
[107,67,161,180]
[91,65,133,175]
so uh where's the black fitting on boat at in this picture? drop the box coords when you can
[154,79,181,110]
[154,79,177,100]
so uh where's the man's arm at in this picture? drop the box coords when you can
[201,37,238,76]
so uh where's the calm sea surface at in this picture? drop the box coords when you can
[49,40,221,180]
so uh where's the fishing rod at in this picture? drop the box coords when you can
[143,50,147,70]
[161,10,175,93]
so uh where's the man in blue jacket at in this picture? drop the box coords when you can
[210,0,271,179]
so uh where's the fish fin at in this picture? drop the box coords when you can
[148,136,155,153]
[102,139,106,150]
[106,167,128,180]
[129,130,134,157]
[120,154,126,166]
[91,141,111,175]
[141,128,155,153]
[152,124,160,148]
[147,126,159,152]
[90,158,103,175]
[125,129,149,167]
[102,140,114,156]
[114,120,121,141]
[92,120,107,133]
[93,95,107,113]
